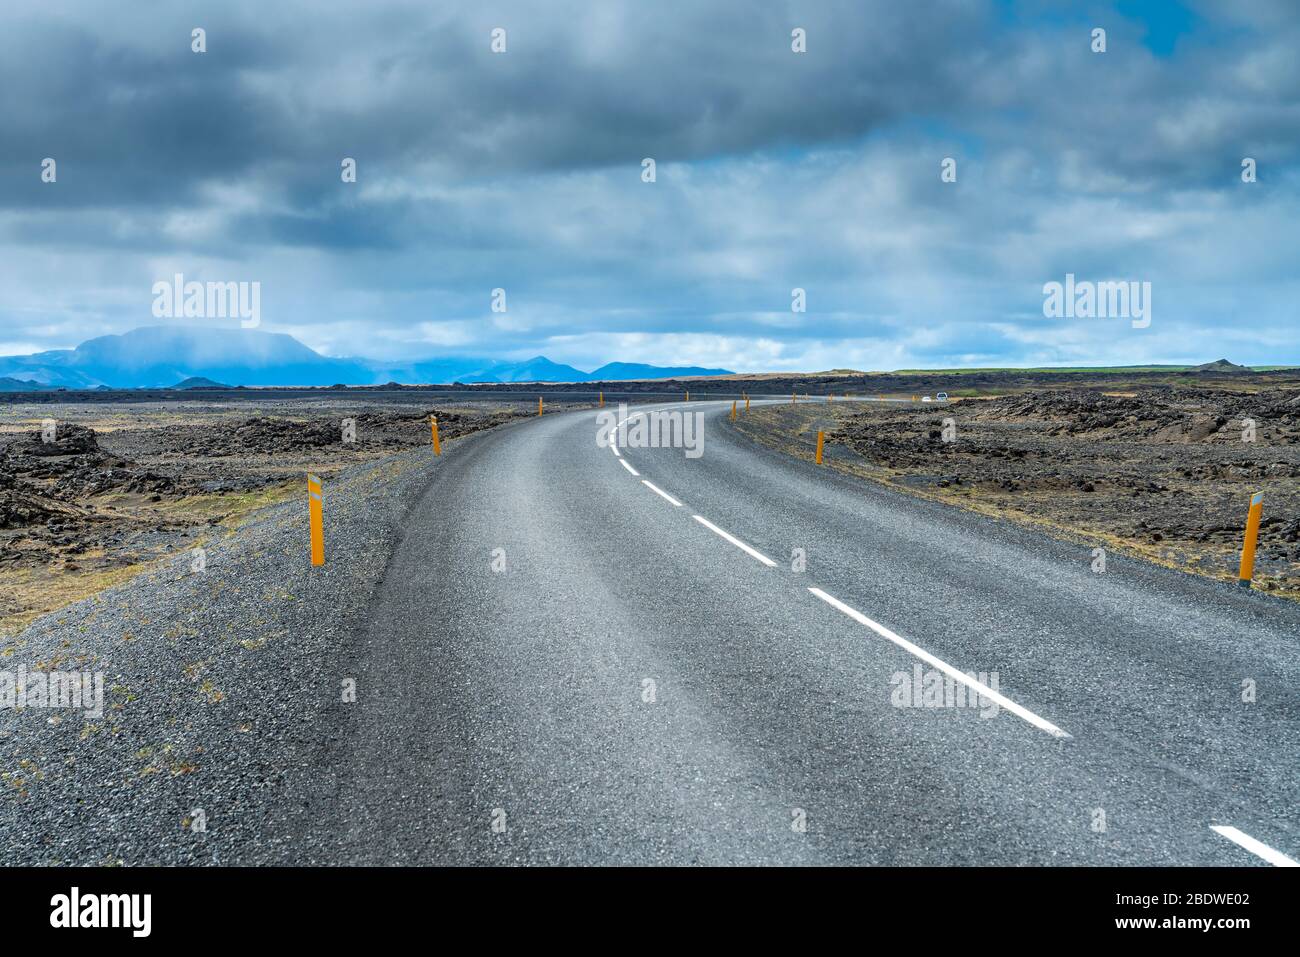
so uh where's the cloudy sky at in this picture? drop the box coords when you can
[1,0,1296,372]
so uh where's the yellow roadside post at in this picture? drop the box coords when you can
[730,400,737,421]
[792,392,797,404]
[307,473,324,567]
[599,391,604,408]
[745,395,751,412]
[538,396,543,416]
[685,391,690,402]
[1238,491,1265,588]
[429,415,441,455]
[815,430,825,465]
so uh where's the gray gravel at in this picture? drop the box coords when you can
[0,433,457,864]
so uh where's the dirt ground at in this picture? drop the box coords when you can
[735,385,1300,599]
[0,397,584,635]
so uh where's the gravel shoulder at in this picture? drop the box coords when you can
[0,422,518,865]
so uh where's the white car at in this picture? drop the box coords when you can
[921,395,933,403]
[936,391,948,401]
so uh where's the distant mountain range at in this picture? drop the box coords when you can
[1,376,60,392]
[0,327,733,390]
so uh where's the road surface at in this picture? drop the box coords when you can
[314,399,1300,865]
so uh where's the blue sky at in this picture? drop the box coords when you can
[0,0,1296,372]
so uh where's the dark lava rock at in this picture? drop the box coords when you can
[18,421,102,457]
[0,488,64,529]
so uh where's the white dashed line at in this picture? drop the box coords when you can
[692,515,778,567]
[642,480,683,507]
[610,411,648,456]
[619,458,639,476]
[807,587,1070,739]
[1211,826,1299,866]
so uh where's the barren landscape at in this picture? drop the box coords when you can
[735,372,1300,599]
[8,368,1295,640]
[0,396,585,635]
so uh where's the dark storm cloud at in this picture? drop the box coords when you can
[0,0,1296,368]
[0,1,987,201]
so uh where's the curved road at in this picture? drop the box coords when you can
[315,399,1300,865]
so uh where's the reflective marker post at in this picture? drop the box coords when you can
[1238,491,1264,588]
[307,473,324,567]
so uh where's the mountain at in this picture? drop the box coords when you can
[1193,359,1251,373]
[0,326,373,388]
[171,376,231,390]
[0,327,734,388]
[376,355,732,384]
[588,362,733,380]
[0,376,55,392]
[459,356,591,383]
[0,354,102,389]
[364,356,589,384]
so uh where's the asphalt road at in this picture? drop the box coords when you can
[315,399,1300,865]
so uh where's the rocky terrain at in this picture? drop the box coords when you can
[736,386,1300,598]
[0,398,574,634]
